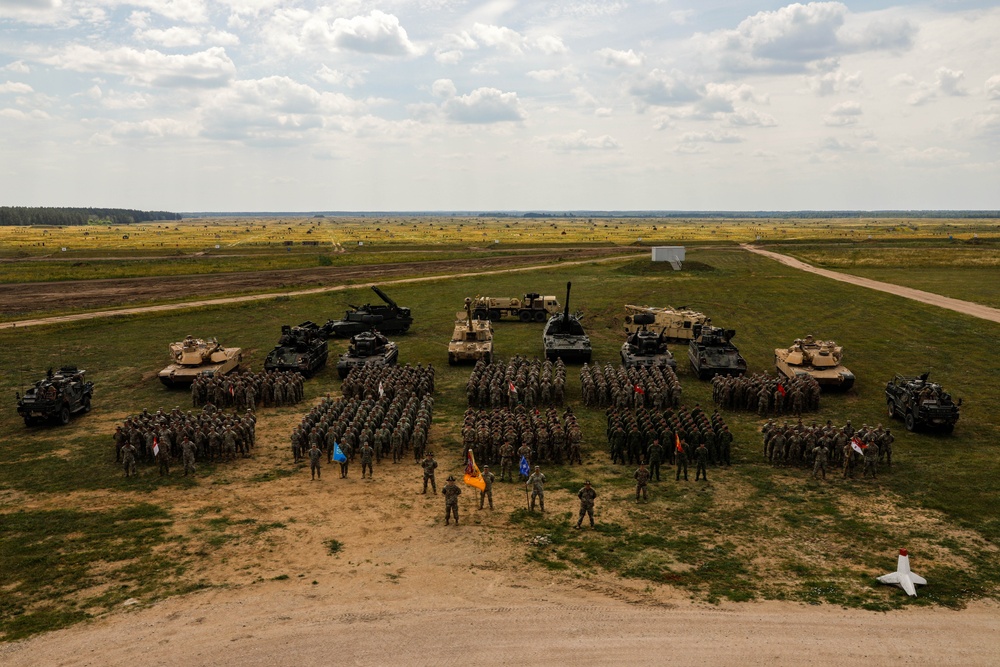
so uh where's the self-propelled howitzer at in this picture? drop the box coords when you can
[542,282,592,363]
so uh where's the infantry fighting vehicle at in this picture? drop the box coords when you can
[470,293,561,322]
[688,326,747,380]
[623,304,710,343]
[158,336,243,387]
[885,373,961,432]
[16,366,93,426]
[620,313,676,369]
[448,298,494,365]
[774,335,855,391]
[264,321,329,376]
[542,282,592,363]
[323,286,412,338]
[337,329,399,379]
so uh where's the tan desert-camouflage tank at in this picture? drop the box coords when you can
[623,304,710,343]
[774,335,855,391]
[448,298,494,365]
[159,336,243,386]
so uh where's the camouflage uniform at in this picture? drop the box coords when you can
[360,444,374,478]
[181,437,197,476]
[421,454,438,493]
[634,465,650,500]
[811,445,827,480]
[309,444,322,480]
[479,468,495,509]
[527,469,546,511]
[442,478,462,525]
[122,442,137,477]
[576,483,597,528]
[694,443,709,481]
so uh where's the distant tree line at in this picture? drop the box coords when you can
[0,207,182,226]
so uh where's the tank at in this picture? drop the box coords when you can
[774,335,854,391]
[885,372,961,432]
[322,285,413,338]
[158,336,243,387]
[620,312,676,369]
[542,282,592,363]
[448,298,494,365]
[264,321,329,376]
[623,304,710,343]
[337,329,400,379]
[16,366,94,426]
[688,326,747,380]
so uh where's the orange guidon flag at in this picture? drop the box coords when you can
[675,433,683,453]
[464,450,486,492]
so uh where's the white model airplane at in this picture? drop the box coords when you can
[877,548,926,597]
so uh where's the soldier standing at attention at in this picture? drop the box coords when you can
[157,441,171,477]
[181,436,197,477]
[443,475,462,525]
[360,442,375,479]
[339,442,352,478]
[422,452,438,493]
[309,442,322,480]
[634,462,650,501]
[647,439,664,482]
[675,440,688,481]
[479,465,495,510]
[122,441,138,478]
[499,442,515,482]
[812,443,828,480]
[576,481,597,529]
[695,442,709,481]
[527,466,546,512]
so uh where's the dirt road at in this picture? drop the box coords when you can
[743,245,1000,324]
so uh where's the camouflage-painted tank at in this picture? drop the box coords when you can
[337,330,399,379]
[688,326,747,380]
[775,335,854,391]
[158,336,242,387]
[264,321,329,376]
[449,298,494,365]
[620,312,675,369]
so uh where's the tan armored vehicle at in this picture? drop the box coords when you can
[159,336,243,386]
[623,304,710,343]
[774,335,855,391]
[470,293,561,322]
[448,299,494,365]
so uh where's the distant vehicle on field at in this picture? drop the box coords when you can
[542,282,592,363]
[322,286,412,338]
[623,304,710,343]
[16,366,93,426]
[159,336,243,387]
[774,335,854,391]
[885,373,961,432]
[688,326,747,380]
[264,321,329,376]
[470,293,561,322]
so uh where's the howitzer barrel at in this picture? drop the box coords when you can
[562,282,572,330]
[372,285,397,309]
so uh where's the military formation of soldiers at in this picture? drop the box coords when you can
[606,404,732,472]
[712,372,820,416]
[114,405,257,476]
[191,370,304,410]
[342,363,435,402]
[580,362,682,410]
[465,356,566,408]
[760,419,894,480]
[461,405,582,474]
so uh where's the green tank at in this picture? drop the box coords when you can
[542,282,592,363]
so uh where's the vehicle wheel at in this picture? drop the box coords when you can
[904,411,916,432]
[83,396,92,413]
[484,352,493,364]
[886,399,896,419]
[474,309,488,320]
[533,311,546,322]
[942,424,955,434]
[488,309,501,321]
[448,354,456,366]
[23,417,34,427]
[59,405,71,425]
[518,310,532,322]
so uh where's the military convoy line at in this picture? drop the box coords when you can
[1,253,645,330]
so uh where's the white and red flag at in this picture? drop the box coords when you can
[851,437,866,456]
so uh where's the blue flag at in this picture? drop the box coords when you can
[333,442,346,463]
[519,455,530,478]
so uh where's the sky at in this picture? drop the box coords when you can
[1,0,999,212]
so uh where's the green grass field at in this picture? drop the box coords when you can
[2,241,1000,639]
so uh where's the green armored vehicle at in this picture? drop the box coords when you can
[323,286,413,338]
[886,373,961,432]
[265,321,329,376]
[620,313,676,369]
[16,366,93,426]
[542,282,592,363]
[337,329,399,379]
[689,326,747,380]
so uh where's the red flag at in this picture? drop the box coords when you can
[152,436,160,457]
[229,386,235,396]
[777,384,786,397]
[675,433,683,453]
[634,385,645,395]
[509,381,517,394]
[851,437,865,455]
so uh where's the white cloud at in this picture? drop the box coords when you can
[725,108,776,127]
[471,23,525,54]
[897,146,970,165]
[679,130,744,143]
[571,86,598,107]
[805,69,861,96]
[596,47,642,68]
[125,0,209,24]
[0,107,49,120]
[2,61,31,74]
[936,67,966,96]
[629,68,701,107]
[328,10,420,56]
[545,129,621,151]
[48,45,236,88]
[110,117,194,139]
[987,75,1000,100]
[0,81,34,94]
[535,34,567,55]
[0,0,64,23]
[829,100,862,115]
[434,49,463,64]
[431,78,456,98]
[442,87,526,123]
[527,67,577,83]
[136,26,203,47]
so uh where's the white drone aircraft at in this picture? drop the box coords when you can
[877,548,926,597]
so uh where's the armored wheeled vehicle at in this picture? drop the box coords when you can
[774,335,854,391]
[264,321,329,376]
[886,373,961,432]
[689,326,747,380]
[16,366,94,426]
[158,336,243,387]
[620,312,676,369]
[337,329,400,379]
[623,304,710,343]
[449,298,494,365]
[543,282,592,363]
[470,293,561,322]
[323,286,412,338]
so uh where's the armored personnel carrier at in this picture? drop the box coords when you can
[16,366,94,426]
[158,336,243,387]
[623,304,710,343]
[886,373,961,432]
[542,282,592,363]
[774,335,854,391]
[688,326,747,380]
[620,312,676,369]
[470,293,561,322]
[337,329,399,379]
[449,298,494,365]
[323,286,412,338]
[264,321,329,376]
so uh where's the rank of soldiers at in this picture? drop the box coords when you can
[760,419,894,479]
[712,372,820,416]
[191,369,304,410]
[341,363,435,402]
[465,356,566,408]
[580,362,682,410]
[461,405,582,475]
[606,404,732,469]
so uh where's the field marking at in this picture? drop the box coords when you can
[0,252,644,330]
[743,244,1000,325]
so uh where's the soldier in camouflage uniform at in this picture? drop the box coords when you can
[499,442,515,482]
[360,443,374,479]
[647,439,664,482]
[122,441,137,478]
[811,443,827,480]
[694,442,709,481]
[634,462,650,501]
[309,442,322,480]
[181,435,197,476]
[576,481,597,529]
[527,466,546,512]
[422,452,438,494]
[443,475,462,525]
[479,465,495,510]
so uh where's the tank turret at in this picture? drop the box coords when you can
[542,282,592,363]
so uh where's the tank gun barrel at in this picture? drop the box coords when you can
[562,282,572,331]
[372,285,397,309]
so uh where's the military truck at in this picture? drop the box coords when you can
[542,282,592,363]
[16,366,94,426]
[470,293,561,322]
[885,373,961,432]
[323,286,413,338]
[774,335,855,391]
[623,304,710,343]
[449,298,494,365]
[620,313,676,369]
[158,336,243,387]
[688,326,747,380]
[264,321,329,376]
[337,329,400,379]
